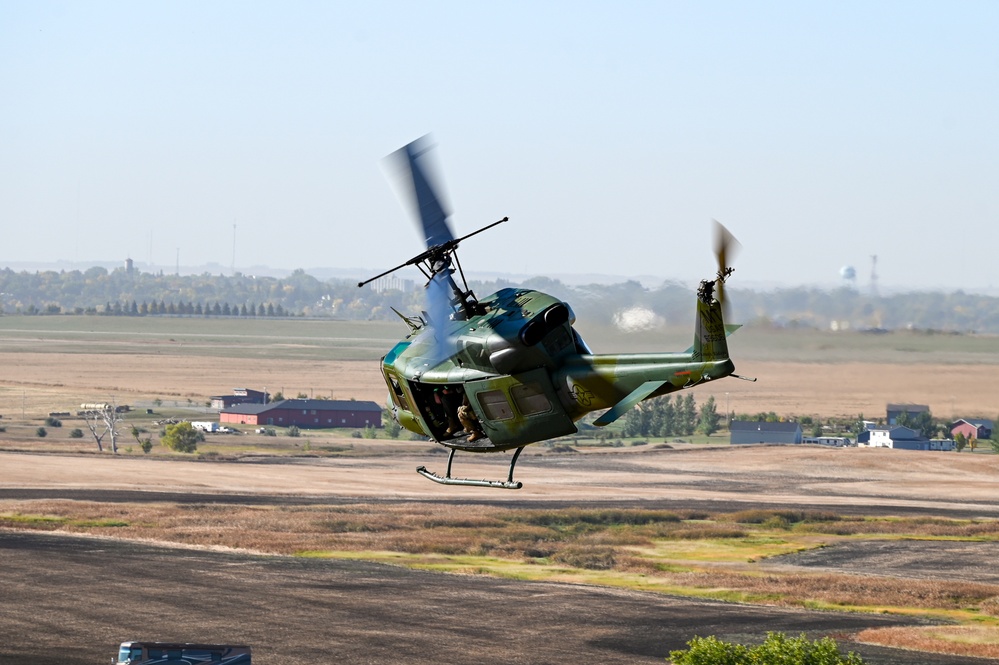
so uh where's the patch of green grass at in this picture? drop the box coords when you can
[72,519,129,528]
[0,513,129,528]
[0,513,69,525]
[630,535,811,563]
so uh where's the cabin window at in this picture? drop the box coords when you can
[511,383,551,415]
[477,390,514,421]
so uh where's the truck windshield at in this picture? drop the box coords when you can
[118,646,142,662]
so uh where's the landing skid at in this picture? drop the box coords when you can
[416,447,525,490]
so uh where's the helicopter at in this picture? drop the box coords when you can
[359,136,752,489]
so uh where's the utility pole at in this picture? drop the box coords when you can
[869,254,879,297]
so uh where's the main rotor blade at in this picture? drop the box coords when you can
[390,135,455,248]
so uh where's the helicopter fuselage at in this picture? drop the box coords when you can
[381,285,735,453]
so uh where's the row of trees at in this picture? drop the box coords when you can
[97,300,291,317]
[621,394,722,438]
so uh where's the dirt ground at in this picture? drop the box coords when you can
[3,445,998,512]
[3,448,996,665]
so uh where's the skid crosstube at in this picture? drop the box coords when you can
[416,447,524,490]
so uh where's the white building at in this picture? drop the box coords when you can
[868,426,954,451]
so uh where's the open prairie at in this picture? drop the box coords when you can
[1,315,997,420]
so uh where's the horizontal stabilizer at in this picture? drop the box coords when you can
[593,380,667,427]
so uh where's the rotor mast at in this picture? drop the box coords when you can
[357,217,508,321]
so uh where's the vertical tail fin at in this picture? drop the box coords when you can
[691,280,729,363]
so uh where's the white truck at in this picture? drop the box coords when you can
[114,641,250,664]
[190,422,236,434]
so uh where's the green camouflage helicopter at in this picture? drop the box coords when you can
[360,136,751,489]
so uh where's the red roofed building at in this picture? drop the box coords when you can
[220,399,383,429]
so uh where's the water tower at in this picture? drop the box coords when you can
[840,265,856,288]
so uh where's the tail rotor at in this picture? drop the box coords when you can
[713,219,740,319]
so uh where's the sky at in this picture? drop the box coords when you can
[2,1,998,293]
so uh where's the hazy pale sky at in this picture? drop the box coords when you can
[2,1,997,292]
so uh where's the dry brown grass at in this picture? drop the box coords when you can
[4,500,999,613]
[8,498,999,658]
[618,557,999,610]
[856,626,999,660]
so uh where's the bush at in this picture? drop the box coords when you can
[669,632,867,665]
[44,417,62,427]
[161,422,203,453]
[69,428,84,438]
[139,438,154,453]
[287,425,301,438]
[36,427,47,438]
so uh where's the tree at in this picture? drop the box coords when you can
[955,431,967,452]
[131,425,153,454]
[161,422,202,453]
[698,396,721,435]
[897,409,938,439]
[678,394,697,436]
[83,401,124,453]
[383,408,402,438]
